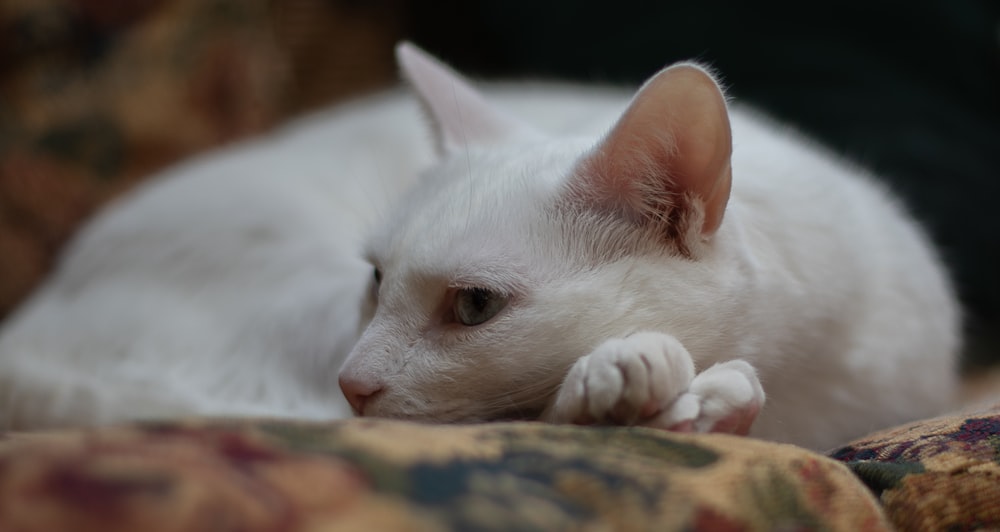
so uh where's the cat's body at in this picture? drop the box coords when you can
[0,85,632,427]
[0,44,958,450]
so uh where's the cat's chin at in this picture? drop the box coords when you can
[366,405,547,424]
[357,389,553,423]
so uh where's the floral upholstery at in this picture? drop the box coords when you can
[4,409,1000,530]
[831,403,1000,531]
[0,420,889,531]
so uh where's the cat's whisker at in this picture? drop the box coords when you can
[471,379,563,421]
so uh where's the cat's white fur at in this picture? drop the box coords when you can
[0,44,958,450]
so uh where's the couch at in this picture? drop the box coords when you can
[1,406,999,530]
[2,2,997,529]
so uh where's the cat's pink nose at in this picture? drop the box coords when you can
[338,374,383,416]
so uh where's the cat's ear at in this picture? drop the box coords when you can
[573,63,733,243]
[396,42,538,155]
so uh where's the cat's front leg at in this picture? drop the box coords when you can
[544,332,764,435]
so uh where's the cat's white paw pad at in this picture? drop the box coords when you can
[644,360,764,435]
[548,332,696,424]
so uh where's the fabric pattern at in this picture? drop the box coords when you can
[0,419,888,531]
[831,403,1000,531]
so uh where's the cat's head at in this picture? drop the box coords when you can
[338,43,742,421]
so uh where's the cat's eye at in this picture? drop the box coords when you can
[454,288,508,326]
[373,267,382,285]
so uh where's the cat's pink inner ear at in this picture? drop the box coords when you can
[580,63,733,236]
[396,42,536,155]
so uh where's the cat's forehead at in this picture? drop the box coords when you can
[430,140,584,195]
[367,140,587,276]
[395,143,579,230]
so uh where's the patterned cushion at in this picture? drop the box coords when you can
[830,403,1000,531]
[0,420,888,531]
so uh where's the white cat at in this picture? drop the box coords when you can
[0,43,958,451]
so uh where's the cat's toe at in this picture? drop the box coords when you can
[548,332,698,425]
[546,355,593,423]
[638,360,763,436]
[640,391,702,431]
[547,352,624,424]
[595,333,697,423]
[621,332,694,406]
[621,332,696,419]
[579,350,627,421]
[689,360,764,435]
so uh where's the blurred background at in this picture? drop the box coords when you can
[1,0,998,368]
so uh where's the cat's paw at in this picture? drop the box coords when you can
[644,360,764,436]
[545,332,764,436]
[545,332,696,425]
